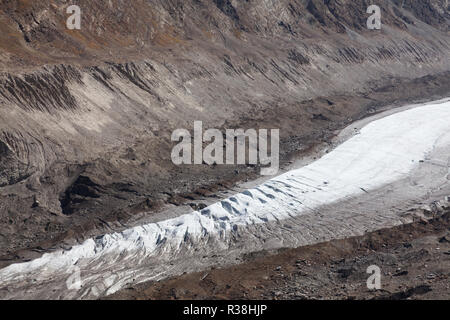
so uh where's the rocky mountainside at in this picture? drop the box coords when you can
[0,0,448,69]
[0,0,449,262]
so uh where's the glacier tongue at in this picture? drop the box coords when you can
[1,99,450,299]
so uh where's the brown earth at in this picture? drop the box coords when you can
[109,210,450,300]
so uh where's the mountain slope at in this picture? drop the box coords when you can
[0,0,449,262]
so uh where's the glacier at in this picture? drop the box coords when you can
[0,98,449,299]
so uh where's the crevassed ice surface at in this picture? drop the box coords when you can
[0,99,449,299]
